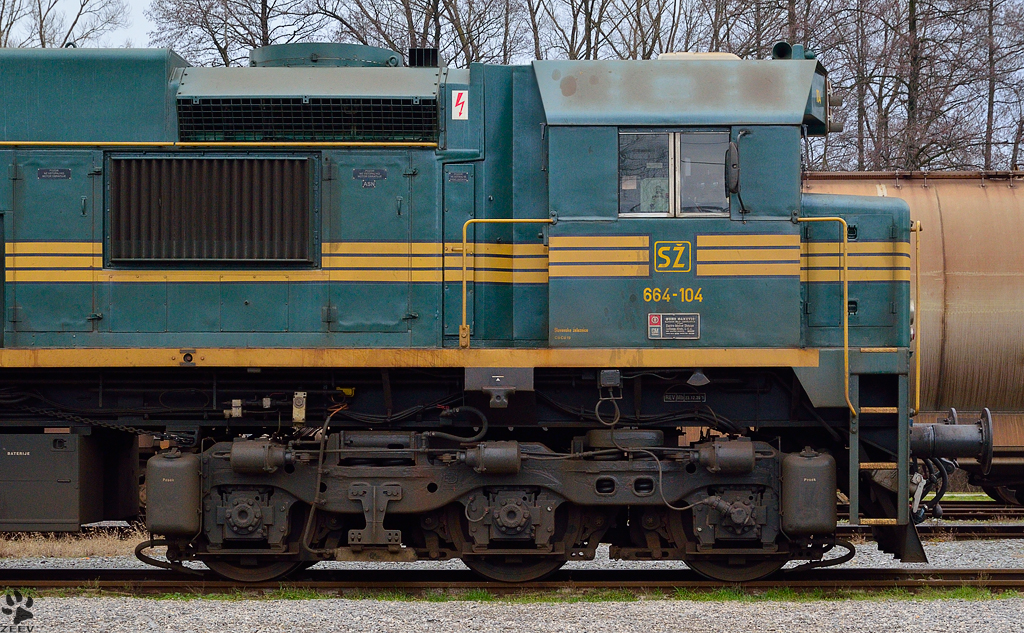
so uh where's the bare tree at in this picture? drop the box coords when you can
[22,0,129,47]
[0,0,29,46]
[147,0,322,65]
[316,0,441,53]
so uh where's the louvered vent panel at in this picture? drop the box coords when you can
[176,97,438,142]
[108,157,312,263]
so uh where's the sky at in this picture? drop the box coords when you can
[108,0,156,47]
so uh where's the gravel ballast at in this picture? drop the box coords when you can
[24,596,1024,633]
[2,539,1023,631]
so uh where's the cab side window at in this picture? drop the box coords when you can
[618,132,671,216]
[618,129,729,217]
[679,131,729,214]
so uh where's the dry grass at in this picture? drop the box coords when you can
[0,525,149,559]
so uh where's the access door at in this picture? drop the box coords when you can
[442,165,475,344]
[328,152,413,333]
[10,151,99,333]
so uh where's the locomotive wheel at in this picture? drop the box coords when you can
[664,508,786,582]
[685,557,786,582]
[203,557,305,582]
[462,555,565,583]
[447,502,581,583]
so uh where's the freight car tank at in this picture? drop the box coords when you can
[0,42,990,582]
[803,172,1024,502]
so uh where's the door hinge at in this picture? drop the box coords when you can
[7,306,21,322]
[7,165,21,181]
[322,305,338,323]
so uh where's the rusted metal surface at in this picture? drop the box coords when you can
[3,567,1024,593]
[109,156,311,262]
[803,172,1024,414]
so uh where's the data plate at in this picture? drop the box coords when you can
[647,313,700,340]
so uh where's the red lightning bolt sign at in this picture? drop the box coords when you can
[452,90,468,120]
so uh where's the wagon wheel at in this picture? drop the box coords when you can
[461,554,566,583]
[983,486,1023,506]
[665,508,786,582]
[447,503,581,583]
[684,557,786,582]
[203,557,305,582]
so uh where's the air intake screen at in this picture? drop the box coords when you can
[176,98,438,142]
[108,157,313,263]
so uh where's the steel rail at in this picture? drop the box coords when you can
[2,568,1024,594]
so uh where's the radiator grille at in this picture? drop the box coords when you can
[108,157,313,263]
[176,98,438,142]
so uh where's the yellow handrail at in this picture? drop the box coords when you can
[798,216,856,417]
[460,218,554,348]
[912,220,922,415]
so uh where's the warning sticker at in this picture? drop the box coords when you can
[648,313,700,340]
[452,90,469,120]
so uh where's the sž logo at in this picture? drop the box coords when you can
[1,590,33,628]
[653,241,692,272]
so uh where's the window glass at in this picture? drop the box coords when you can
[618,133,671,216]
[678,131,729,213]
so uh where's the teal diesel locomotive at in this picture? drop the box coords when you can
[0,41,991,582]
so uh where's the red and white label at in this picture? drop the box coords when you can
[648,314,661,326]
[452,90,469,120]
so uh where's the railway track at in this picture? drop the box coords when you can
[840,523,1024,540]
[839,501,1024,522]
[0,568,1022,594]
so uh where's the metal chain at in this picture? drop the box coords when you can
[21,406,147,435]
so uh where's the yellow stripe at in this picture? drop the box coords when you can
[320,242,549,257]
[802,254,910,268]
[322,242,443,255]
[5,269,554,284]
[549,264,649,277]
[696,249,800,263]
[6,255,102,268]
[323,255,437,269]
[696,234,800,247]
[448,243,548,256]
[0,141,438,148]
[0,347,819,369]
[442,256,549,271]
[7,270,97,283]
[548,249,649,264]
[802,242,911,255]
[7,242,102,255]
[696,263,800,276]
[550,235,650,248]
[328,269,433,283]
[441,269,549,283]
[801,269,911,282]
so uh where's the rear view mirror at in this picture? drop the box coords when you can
[726,142,740,194]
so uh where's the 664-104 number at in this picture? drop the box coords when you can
[643,288,703,303]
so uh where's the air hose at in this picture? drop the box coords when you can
[424,406,489,443]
